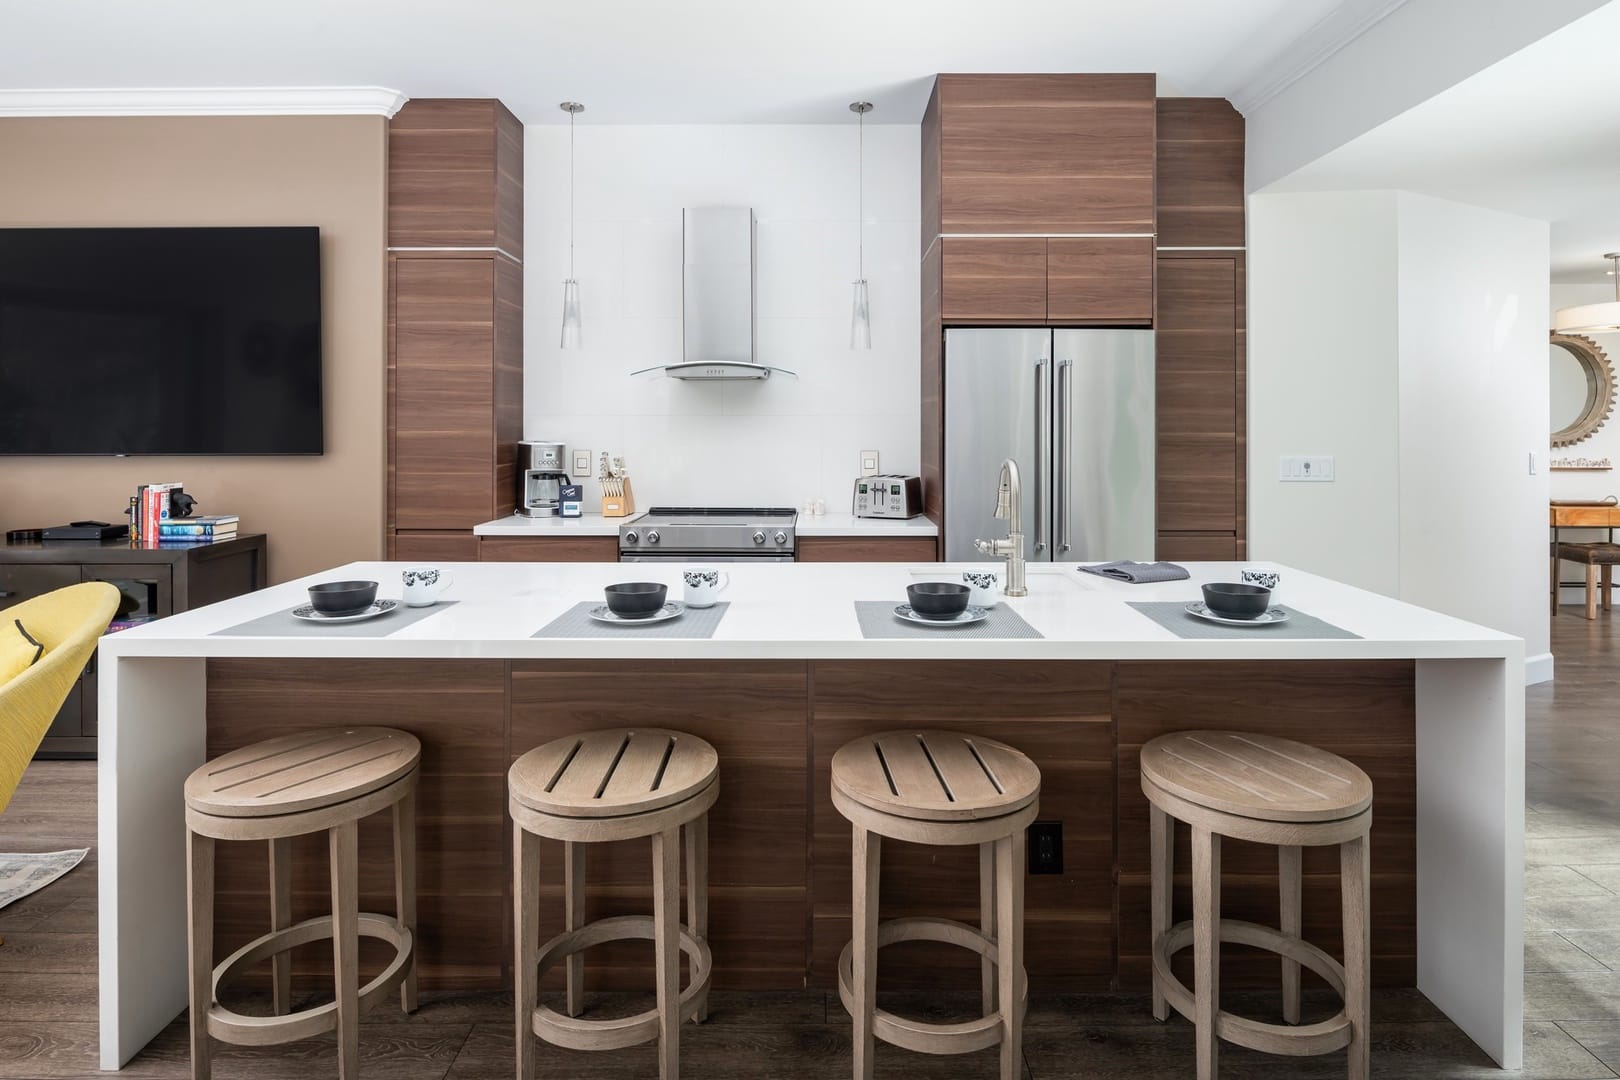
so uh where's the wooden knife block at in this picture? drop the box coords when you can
[601,477,636,518]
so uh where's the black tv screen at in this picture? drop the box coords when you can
[0,226,323,455]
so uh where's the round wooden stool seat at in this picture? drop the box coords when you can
[183,727,421,1080]
[832,730,1041,1080]
[511,728,718,1080]
[1140,730,1373,1080]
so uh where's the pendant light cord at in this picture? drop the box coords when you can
[857,107,864,280]
[569,107,576,279]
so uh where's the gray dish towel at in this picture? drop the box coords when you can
[1078,561,1190,584]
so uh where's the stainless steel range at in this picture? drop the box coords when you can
[618,507,797,562]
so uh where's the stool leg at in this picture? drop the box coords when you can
[685,812,710,1024]
[980,841,998,1017]
[995,830,1026,1080]
[653,826,681,1080]
[1552,551,1560,616]
[514,826,541,1080]
[1342,834,1370,1080]
[852,825,880,1080]
[186,830,214,1080]
[1605,564,1613,611]
[269,836,291,1016]
[1192,826,1221,1080]
[329,820,360,1080]
[1149,804,1172,1022]
[393,787,418,1013]
[1587,564,1599,620]
[1279,844,1302,1025]
[565,841,586,1018]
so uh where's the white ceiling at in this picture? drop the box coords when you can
[0,0,1352,125]
[1263,1,1620,283]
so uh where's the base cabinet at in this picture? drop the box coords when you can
[797,536,938,562]
[480,536,619,562]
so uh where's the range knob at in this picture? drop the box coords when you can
[623,530,639,545]
[646,530,661,545]
[773,530,788,545]
[752,530,767,545]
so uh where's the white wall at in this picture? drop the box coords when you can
[1249,190,1551,674]
[522,124,919,510]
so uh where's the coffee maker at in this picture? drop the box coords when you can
[518,441,569,517]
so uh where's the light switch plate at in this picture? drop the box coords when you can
[1279,455,1335,482]
[860,450,880,477]
[572,450,592,478]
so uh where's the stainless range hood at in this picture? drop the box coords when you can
[631,207,796,381]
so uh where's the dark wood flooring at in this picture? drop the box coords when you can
[1,614,1617,1077]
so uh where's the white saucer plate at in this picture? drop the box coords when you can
[292,599,398,623]
[893,603,991,627]
[588,602,686,625]
[1184,601,1290,627]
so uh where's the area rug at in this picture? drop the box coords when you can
[0,849,87,910]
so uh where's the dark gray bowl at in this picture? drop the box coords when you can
[308,580,378,616]
[907,581,972,620]
[605,582,668,619]
[1202,581,1271,620]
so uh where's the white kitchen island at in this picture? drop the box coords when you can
[96,560,1524,1069]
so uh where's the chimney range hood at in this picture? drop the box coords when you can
[631,207,796,381]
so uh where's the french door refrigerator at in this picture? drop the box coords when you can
[944,328,1155,563]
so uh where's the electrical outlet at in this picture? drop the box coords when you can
[572,450,592,478]
[1279,455,1335,482]
[1027,821,1063,875]
[860,450,880,477]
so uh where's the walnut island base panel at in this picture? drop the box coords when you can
[93,560,1524,1070]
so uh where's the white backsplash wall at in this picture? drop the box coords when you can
[522,124,920,510]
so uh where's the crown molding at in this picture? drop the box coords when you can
[1228,0,1410,115]
[0,87,408,118]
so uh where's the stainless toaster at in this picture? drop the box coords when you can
[854,474,924,519]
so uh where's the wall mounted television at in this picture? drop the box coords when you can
[0,226,323,455]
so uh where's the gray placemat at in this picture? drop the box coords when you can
[854,601,1043,640]
[213,601,459,637]
[533,601,730,639]
[1128,602,1359,640]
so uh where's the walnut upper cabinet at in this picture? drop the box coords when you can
[388,99,524,545]
[924,74,1157,325]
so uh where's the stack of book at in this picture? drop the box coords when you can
[157,515,239,543]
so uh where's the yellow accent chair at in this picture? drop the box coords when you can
[0,582,120,816]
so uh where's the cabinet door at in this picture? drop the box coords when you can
[394,530,481,562]
[0,564,80,611]
[1048,237,1154,323]
[797,537,939,563]
[936,74,1155,235]
[394,258,496,528]
[940,238,1046,323]
[1156,258,1238,534]
[480,536,619,563]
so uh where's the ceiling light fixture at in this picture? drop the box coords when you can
[1555,252,1620,333]
[559,101,584,348]
[849,101,874,350]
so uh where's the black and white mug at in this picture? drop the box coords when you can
[401,566,454,607]
[682,568,731,609]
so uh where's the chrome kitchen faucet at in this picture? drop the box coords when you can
[974,458,1028,597]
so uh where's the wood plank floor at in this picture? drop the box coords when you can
[1,615,1617,1078]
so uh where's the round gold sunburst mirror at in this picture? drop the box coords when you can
[1550,332,1616,448]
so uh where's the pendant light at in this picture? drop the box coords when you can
[559,101,584,348]
[1555,253,1620,333]
[849,101,874,349]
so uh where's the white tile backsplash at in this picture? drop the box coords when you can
[524,124,920,509]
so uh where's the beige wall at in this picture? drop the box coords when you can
[0,115,387,583]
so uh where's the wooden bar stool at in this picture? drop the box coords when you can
[509,728,717,1080]
[183,727,421,1080]
[831,730,1041,1080]
[1141,731,1372,1080]
[1552,541,1620,619]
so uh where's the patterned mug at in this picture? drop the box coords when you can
[963,570,1000,607]
[401,566,454,607]
[682,568,731,609]
[1239,567,1280,604]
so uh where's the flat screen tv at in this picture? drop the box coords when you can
[0,226,323,455]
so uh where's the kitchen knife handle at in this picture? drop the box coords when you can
[1057,358,1072,554]
[1034,358,1048,553]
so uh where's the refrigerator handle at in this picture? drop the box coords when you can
[1034,358,1048,553]
[1057,358,1072,554]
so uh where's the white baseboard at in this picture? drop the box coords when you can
[1526,652,1555,686]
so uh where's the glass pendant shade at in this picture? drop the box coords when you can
[1555,253,1620,332]
[560,278,581,348]
[849,279,871,349]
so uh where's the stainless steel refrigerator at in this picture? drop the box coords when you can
[944,328,1155,563]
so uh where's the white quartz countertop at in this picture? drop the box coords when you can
[102,560,1519,663]
[473,512,937,538]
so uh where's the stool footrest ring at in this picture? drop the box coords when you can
[836,916,1028,1056]
[1152,918,1352,1057]
[208,913,414,1046]
[529,914,712,1052]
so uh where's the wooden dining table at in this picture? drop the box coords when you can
[1550,503,1620,616]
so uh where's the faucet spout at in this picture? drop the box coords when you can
[974,458,1027,597]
